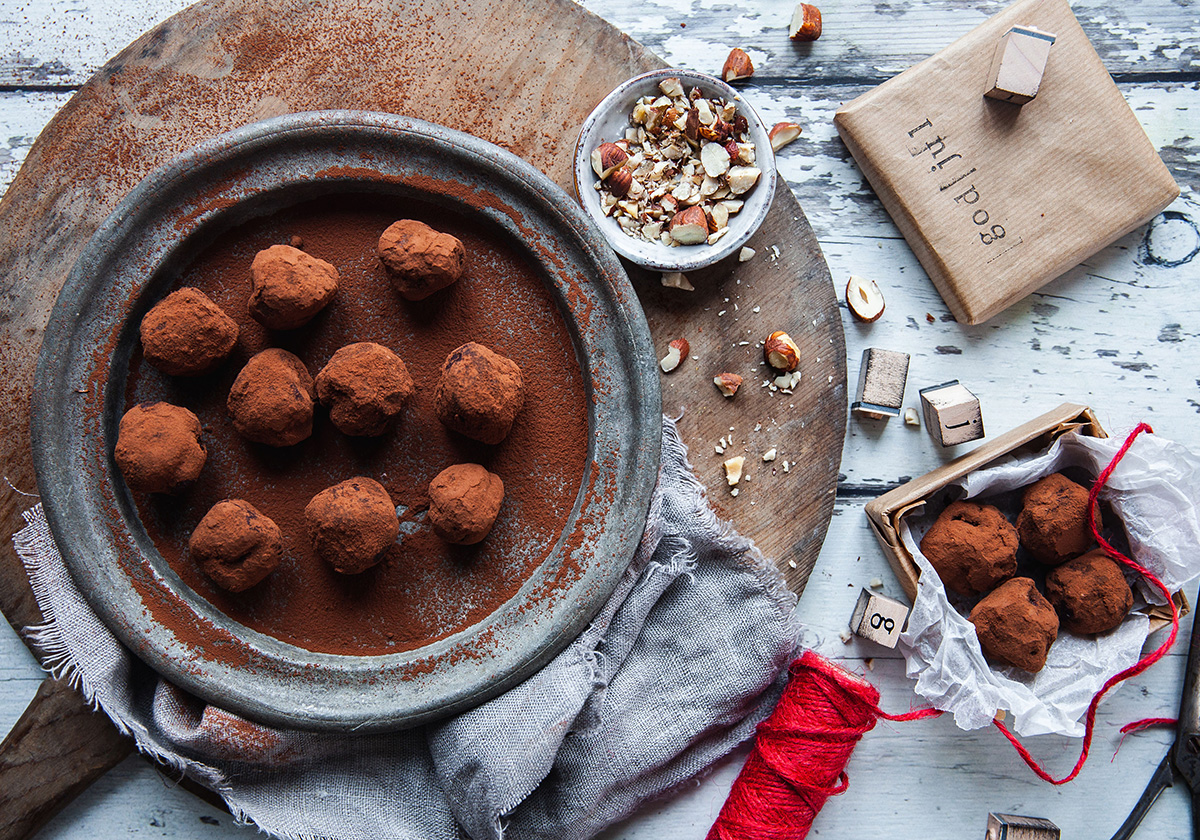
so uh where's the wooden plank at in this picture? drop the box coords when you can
[0,678,132,840]
[3,0,1198,87]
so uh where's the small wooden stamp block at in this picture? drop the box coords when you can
[985,813,1060,840]
[984,26,1056,105]
[850,588,909,648]
[851,348,909,419]
[919,380,984,446]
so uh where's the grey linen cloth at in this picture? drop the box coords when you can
[15,416,800,840]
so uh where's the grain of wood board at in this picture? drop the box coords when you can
[1,0,1198,837]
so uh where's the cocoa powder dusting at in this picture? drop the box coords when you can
[125,194,588,656]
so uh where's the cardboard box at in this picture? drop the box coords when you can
[864,402,1185,627]
[834,0,1180,325]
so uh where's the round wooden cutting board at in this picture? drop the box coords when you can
[0,0,845,834]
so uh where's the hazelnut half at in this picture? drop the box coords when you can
[764,330,801,371]
[846,275,886,322]
[722,48,755,83]
[769,122,803,152]
[789,3,822,41]
[591,142,629,179]
[660,338,690,372]
[669,206,709,245]
[714,372,743,397]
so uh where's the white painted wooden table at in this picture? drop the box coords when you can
[2,0,1197,837]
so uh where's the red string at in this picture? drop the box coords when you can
[1114,717,1178,757]
[1119,717,1177,735]
[991,422,1180,785]
[706,651,939,840]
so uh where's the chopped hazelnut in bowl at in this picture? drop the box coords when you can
[573,69,777,272]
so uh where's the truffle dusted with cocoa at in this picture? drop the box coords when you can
[315,342,415,436]
[140,287,239,376]
[227,348,315,447]
[1046,549,1133,635]
[114,402,207,494]
[305,477,399,574]
[1017,473,1097,565]
[248,244,339,330]
[970,577,1059,672]
[435,342,525,445]
[428,464,505,545]
[919,500,1019,598]
[189,500,283,592]
[378,219,466,301]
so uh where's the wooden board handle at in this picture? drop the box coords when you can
[0,676,131,840]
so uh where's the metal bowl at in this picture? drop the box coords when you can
[572,69,777,272]
[31,111,660,732]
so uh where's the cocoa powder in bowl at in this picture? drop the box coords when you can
[126,194,589,656]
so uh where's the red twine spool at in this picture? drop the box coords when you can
[706,651,938,840]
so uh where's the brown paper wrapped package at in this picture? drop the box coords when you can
[834,0,1179,325]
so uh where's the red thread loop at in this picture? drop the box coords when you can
[707,651,934,840]
[992,422,1180,785]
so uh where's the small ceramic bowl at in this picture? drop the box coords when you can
[573,68,777,272]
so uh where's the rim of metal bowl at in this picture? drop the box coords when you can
[31,111,661,733]
[573,68,777,272]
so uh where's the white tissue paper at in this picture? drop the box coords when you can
[897,430,1200,736]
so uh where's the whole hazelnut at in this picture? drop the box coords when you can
[606,167,633,199]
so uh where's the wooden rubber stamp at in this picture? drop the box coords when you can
[985,813,1060,840]
[984,26,1056,105]
[919,380,983,446]
[851,348,909,419]
[850,588,909,648]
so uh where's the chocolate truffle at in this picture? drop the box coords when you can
[428,464,505,545]
[189,500,283,592]
[1045,549,1133,635]
[919,500,1019,598]
[377,219,465,300]
[434,342,525,445]
[140,287,239,376]
[970,577,1059,673]
[305,477,399,574]
[114,402,206,494]
[248,244,339,329]
[227,348,315,447]
[314,342,415,436]
[1017,473,1098,566]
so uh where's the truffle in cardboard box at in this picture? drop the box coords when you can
[864,403,1181,627]
[865,403,1197,735]
[834,0,1179,325]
